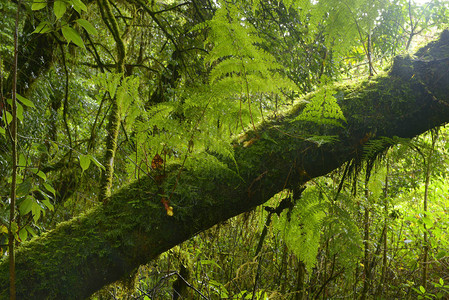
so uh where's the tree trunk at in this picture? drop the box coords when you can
[361,181,370,300]
[0,31,449,299]
[377,159,389,297]
[422,130,437,288]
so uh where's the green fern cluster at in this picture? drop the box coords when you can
[206,1,294,93]
[92,72,141,130]
[291,0,386,56]
[273,187,328,271]
[200,0,296,129]
[294,87,347,128]
[325,197,363,270]
[272,183,364,273]
[127,0,388,179]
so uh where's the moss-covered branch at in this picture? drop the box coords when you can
[97,0,127,200]
[1,31,449,299]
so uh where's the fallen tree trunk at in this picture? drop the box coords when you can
[1,31,449,299]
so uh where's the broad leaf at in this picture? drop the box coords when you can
[54,1,67,20]
[43,182,56,196]
[31,201,42,222]
[5,111,12,125]
[10,222,18,235]
[70,0,87,13]
[79,154,91,171]
[18,228,28,242]
[61,25,85,49]
[32,21,52,34]
[16,102,23,122]
[31,0,47,10]
[16,94,35,108]
[76,19,98,36]
[17,179,33,197]
[19,197,34,215]
[88,154,105,170]
[0,226,8,234]
[26,226,38,237]
[42,199,55,211]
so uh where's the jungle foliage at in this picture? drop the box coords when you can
[1,0,449,298]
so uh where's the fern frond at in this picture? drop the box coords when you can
[273,187,328,271]
[294,87,347,128]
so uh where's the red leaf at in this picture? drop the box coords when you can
[151,154,163,170]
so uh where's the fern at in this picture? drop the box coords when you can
[128,0,386,181]
[273,187,328,271]
[362,136,411,159]
[294,87,347,128]
[272,179,366,273]
[300,0,386,55]
[324,189,364,272]
[203,0,296,130]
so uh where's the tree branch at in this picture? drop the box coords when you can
[0,30,449,299]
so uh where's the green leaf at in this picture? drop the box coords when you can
[61,25,85,49]
[54,1,67,19]
[50,141,59,153]
[42,199,54,211]
[16,102,23,122]
[32,21,52,34]
[32,0,47,10]
[70,0,87,13]
[422,216,433,228]
[18,228,28,241]
[26,226,38,237]
[16,94,35,108]
[19,197,34,215]
[208,280,229,297]
[31,168,47,181]
[17,178,32,197]
[5,111,12,125]
[435,250,446,259]
[30,168,47,180]
[76,19,98,36]
[420,285,426,293]
[38,171,47,180]
[0,127,4,137]
[35,142,48,154]
[79,154,91,171]
[89,154,105,170]
[18,153,27,167]
[31,201,42,222]
[38,189,51,200]
[43,182,56,196]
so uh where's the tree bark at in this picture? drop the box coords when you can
[0,31,449,299]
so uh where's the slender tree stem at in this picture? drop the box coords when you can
[97,0,126,201]
[422,130,437,288]
[361,177,370,300]
[9,1,21,298]
[378,158,389,296]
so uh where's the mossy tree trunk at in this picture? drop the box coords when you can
[97,0,127,201]
[0,32,449,299]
